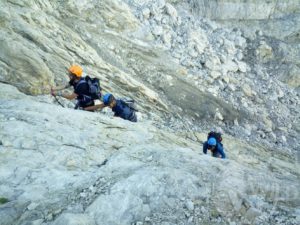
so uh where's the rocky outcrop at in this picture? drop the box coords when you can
[124,0,299,152]
[187,0,300,20]
[178,0,300,89]
[0,0,139,94]
[0,83,299,225]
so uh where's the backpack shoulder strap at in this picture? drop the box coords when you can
[75,78,87,86]
[118,98,138,111]
[119,99,127,106]
[119,99,130,107]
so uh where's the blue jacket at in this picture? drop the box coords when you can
[112,100,137,122]
[203,141,226,159]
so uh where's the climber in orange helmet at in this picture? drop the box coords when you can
[51,65,100,109]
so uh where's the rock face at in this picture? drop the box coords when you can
[0,0,139,94]
[0,83,299,225]
[187,0,300,20]
[123,0,299,152]
[0,0,300,225]
[181,0,300,89]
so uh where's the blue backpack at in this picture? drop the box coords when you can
[119,97,138,112]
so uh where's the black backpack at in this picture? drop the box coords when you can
[207,131,222,144]
[76,76,102,100]
[77,76,102,100]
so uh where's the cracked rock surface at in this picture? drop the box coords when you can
[0,84,299,225]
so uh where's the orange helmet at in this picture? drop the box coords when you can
[68,65,83,77]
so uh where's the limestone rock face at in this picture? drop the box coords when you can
[187,0,300,20]
[0,36,52,94]
[181,0,300,89]
[0,83,299,225]
[0,0,139,94]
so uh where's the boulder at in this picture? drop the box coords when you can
[53,213,95,225]
[238,61,247,73]
[242,84,252,97]
[205,56,221,71]
[142,8,151,20]
[165,3,178,21]
[281,65,300,88]
[256,41,273,62]
[222,60,239,73]
[152,25,164,36]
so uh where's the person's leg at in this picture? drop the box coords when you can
[129,112,137,122]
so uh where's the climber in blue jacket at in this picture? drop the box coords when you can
[203,137,226,159]
[102,93,137,122]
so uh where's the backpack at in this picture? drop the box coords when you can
[76,76,102,100]
[85,76,102,100]
[207,131,222,144]
[119,97,138,112]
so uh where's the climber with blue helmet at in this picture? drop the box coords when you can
[102,93,113,106]
[102,93,137,122]
[203,135,226,159]
[84,93,137,122]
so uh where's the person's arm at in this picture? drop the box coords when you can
[51,84,71,91]
[51,84,72,97]
[55,92,77,100]
[57,92,77,100]
[51,79,77,99]
[217,144,226,159]
[84,103,106,111]
[203,142,208,154]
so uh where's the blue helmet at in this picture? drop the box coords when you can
[208,137,217,146]
[103,93,112,105]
